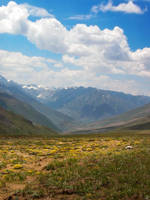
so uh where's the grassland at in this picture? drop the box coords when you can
[0,130,150,200]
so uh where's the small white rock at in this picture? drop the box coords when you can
[125,145,133,150]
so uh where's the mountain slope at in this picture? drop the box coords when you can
[0,92,59,131]
[0,106,57,136]
[24,86,150,122]
[73,103,150,133]
[0,75,77,131]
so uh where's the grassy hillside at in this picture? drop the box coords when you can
[72,103,150,134]
[0,106,57,136]
[0,92,59,131]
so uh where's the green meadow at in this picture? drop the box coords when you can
[0,130,150,200]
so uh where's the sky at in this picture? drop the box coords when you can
[0,0,150,96]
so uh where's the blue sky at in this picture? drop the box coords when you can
[0,0,150,95]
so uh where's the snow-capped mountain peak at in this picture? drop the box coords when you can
[22,85,38,90]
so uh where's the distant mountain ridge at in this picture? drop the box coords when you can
[22,85,150,123]
[73,103,150,134]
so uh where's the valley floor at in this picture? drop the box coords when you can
[0,130,150,199]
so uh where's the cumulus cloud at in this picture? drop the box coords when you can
[0,1,150,95]
[68,1,145,21]
[22,4,53,18]
[91,0,145,14]
[0,1,29,34]
[27,18,68,53]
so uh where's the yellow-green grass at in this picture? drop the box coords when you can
[0,130,150,199]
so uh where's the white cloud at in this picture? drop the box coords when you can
[0,1,29,34]
[22,4,53,17]
[0,49,62,74]
[91,0,145,14]
[27,18,68,53]
[22,4,53,18]
[68,0,145,21]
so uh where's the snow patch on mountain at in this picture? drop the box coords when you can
[23,85,38,90]
[37,94,43,98]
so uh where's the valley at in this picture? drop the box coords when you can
[0,74,150,200]
[73,103,150,134]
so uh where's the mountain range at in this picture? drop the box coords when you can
[0,74,150,133]
[22,85,150,123]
